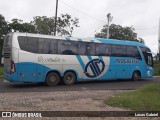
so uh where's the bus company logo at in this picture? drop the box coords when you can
[115,59,138,64]
[38,56,66,63]
[84,59,105,78]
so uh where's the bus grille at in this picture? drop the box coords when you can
[3,53,11,58]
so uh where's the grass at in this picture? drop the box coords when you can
[0,66,4,77]
[153,61,160,76]
[105,83,160,111]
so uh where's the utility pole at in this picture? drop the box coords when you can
[106,13,113,39]
[54,0,58,36]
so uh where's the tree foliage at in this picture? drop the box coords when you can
[1,13,79,37]
[95,24,143,43]
[0,14,10,64]
[32,16,54,35]
[57,14,79,36]
[32,14,79,36]
[8,19,36,33]
[0,14,9,46]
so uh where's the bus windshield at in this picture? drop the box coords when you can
[140,47,153,67]
[147,53,153,67]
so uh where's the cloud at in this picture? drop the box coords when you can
[142,34,158,54]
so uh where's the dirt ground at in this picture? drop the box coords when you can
[0,90,159,120]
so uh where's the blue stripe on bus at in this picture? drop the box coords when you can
[87,56,92,61]
[77,38,82,41]
[90,40,94,42]
[65,37,71,40]
[76,55,85,70]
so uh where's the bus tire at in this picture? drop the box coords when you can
[45,72,60,86]
[63,71,76,85]
[132,71,139,81]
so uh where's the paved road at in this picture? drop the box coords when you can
[0,77,159,93]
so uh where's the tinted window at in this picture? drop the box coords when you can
[78,42,95,56]
[18,36,38,53]
[18,36,26,50]
[127,46,141,59]
[58,40,77,55]
[111,45,127,57]
[147,54,153,66]
[96,43,111,56]
[140,47,151,53]
[27,37,38,53]
[19,36,58,54]
[4,35,12,46]
[140,47,151,63]
[38,38,57,54]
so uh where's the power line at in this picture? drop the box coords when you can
[59,0,106,23]
[135,27,158,30]
[59,0,159,34]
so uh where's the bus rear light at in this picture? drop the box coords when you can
[10,60,16,74]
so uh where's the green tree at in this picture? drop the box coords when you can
[32,16,54,35]
[8,19,36,33]
[138,38,145,43]
[0,14,10,64]
[95,24,139,42]
[0,14,9,46]
[7,13,79,36]
[57,13,79,36]
[32,13,79,36]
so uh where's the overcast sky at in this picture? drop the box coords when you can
[0,0,160,53]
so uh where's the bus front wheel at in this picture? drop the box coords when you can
[45,72,60,86]
[132,71,139,81]
[63,72,76,85]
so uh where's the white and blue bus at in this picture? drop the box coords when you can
[3,32,153,86]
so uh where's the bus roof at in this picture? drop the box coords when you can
[96,38,147,47]
[12,32,148,48]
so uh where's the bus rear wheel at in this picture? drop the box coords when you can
[45,72,60,86]
[63,72,76,85]
[132,71,139,81]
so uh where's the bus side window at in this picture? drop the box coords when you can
[27,37,38,53]
[38,38,44,53]
[38,38,57,54]
[127,46,141,59]
[96,43,111,56]
[58,40,77,55]
[111,45,127,57]
[18,36,38,53]
[18,36,27,50]
[78,42,95,56]
[78,42,86,55]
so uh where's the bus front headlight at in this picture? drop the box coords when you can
[147,71,151,76]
